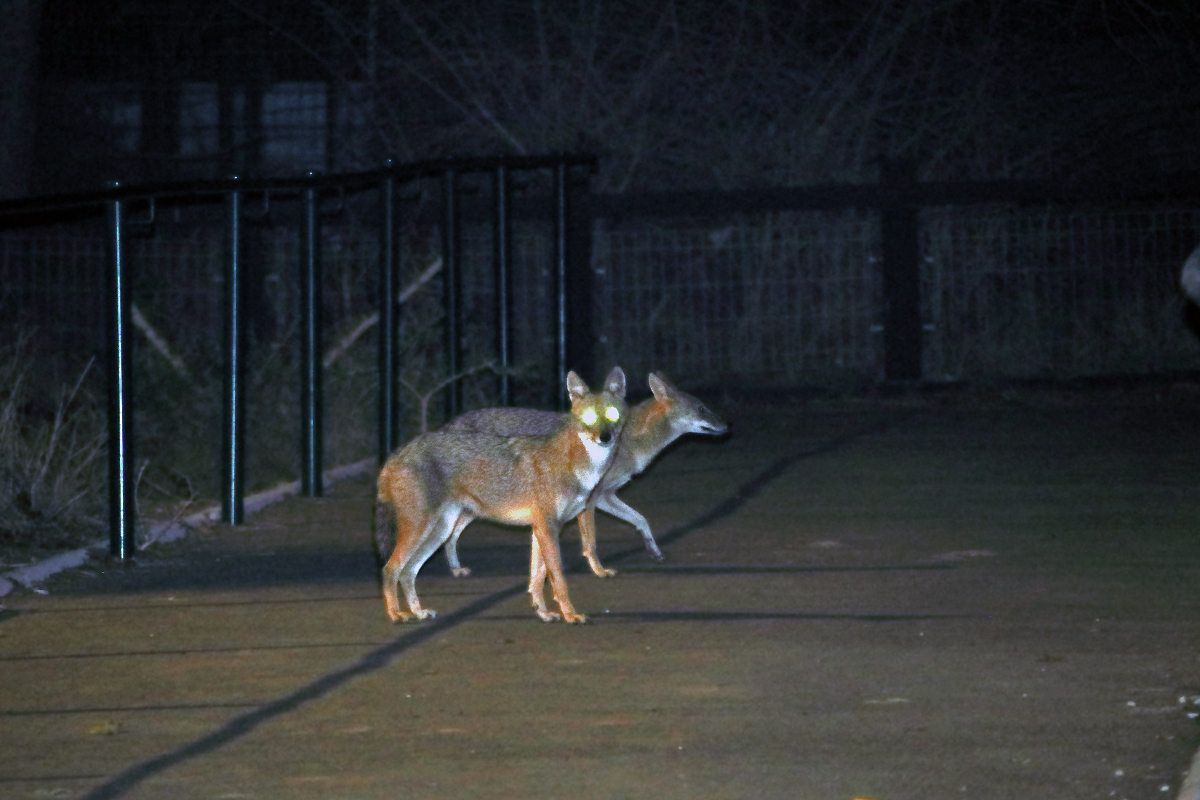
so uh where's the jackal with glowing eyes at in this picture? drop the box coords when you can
[374,367,627,624]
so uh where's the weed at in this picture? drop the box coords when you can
[0,340,105,564]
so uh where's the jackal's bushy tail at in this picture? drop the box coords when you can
[373,498,398,569]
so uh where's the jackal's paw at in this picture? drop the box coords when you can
[562,611,588,624]
[593,567,618,578]
[649,549,666,563]
[385,601,410,623]
[535,609,562,623]
[450,566,472,578]
[411,608,437,621]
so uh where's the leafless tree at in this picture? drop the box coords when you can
[297,0,1198,186]
[25,0,1200,192]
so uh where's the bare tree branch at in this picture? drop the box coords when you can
[131,304,193,382]
[322,257,443,370]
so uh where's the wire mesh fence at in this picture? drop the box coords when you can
[2,192,1200,556]
[921,206,1200,382]
[0,202,569,497]
[588,204,1200,390]
[0,206,383,523]
[0,229,106,367]
[592,211,883,390]
[4,202,1200,396]
[2,199,1199,448]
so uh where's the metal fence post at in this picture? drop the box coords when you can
[300,183,323,496]
[378,172,401,461]
[105,191,137,558]
[493,161,513,406]
[222,185,245,524]
[441,166,462,418]
[880,158,923,383]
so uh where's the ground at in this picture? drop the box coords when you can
[2,384,1200,799]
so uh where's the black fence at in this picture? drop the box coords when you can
[581,168,1200,388]
[0,154,597,560]
[3,157,1200,561]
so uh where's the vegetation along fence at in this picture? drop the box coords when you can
[2,159,1199,559]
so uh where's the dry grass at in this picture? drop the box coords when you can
[0,343,106,565]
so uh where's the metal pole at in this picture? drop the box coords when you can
[553,161,569,409]
[105,192,137,558]
[378,173,400,461]
[221,186,245,524]
[441,166,462,418]
[493,161,513,406]
[300,183,324,496]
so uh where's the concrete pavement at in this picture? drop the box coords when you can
[2,392,1200,799]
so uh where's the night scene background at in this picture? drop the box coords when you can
[1,0,1199,555]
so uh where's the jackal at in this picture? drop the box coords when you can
[443,372,727,579]
[374,368,627,624]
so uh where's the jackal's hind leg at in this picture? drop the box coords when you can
[382,551,411,622]
[444,511,474,577]
[395,508,459,622]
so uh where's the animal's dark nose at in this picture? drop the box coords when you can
[598,427,613,444]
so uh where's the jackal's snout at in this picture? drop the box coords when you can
[597,421,616,445]
[694,411,728,436]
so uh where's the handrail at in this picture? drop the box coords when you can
[0,153,599,220]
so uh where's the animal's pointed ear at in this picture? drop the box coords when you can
[566,370,589,402]
[604,366,626,398]
[648,371,674,400]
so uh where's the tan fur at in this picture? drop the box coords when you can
[443,372,727,578]
[374,368,627,623]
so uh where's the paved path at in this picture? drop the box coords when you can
[3,392,1200,799]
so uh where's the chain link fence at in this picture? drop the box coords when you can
[592,211,883,390]
[590,205,1200,391]
[4,202,1199,396]
[921,206,1200,383]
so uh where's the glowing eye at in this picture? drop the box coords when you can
[581,409,598,425]
[605,407,620,422]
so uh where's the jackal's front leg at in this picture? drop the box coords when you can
[529,521,585,624]
[595,492,664,562]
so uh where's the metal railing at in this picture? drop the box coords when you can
[0,154,597,560]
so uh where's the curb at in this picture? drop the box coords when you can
[0,457,376,599]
